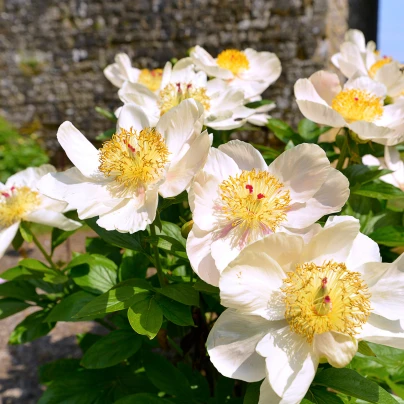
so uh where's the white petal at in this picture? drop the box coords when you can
[159,131,210,198]
[301,216,360,265]
[385,146,404,184]
[187,224,220,286]
[345,76,387,98]
[156,99,204,159]
[347,121,395,145]
[116,102,151,132]
[210,236,241,272]
[219,140,267,171]
[191,46,233,79]
[259,379,282,404]
[219,240,290,320]
[296,99,346,127]
[313,332,358,368]
[256,326,317,401]
[294,78,329,106]
[207,309,267,382]
[345,29,366,51]
[268,144,331,203]
[362,154,381,167]
[346,232,381,270]
[283,167,349,229]
[358,313,404,349]
[57,122,101,179]
[0,222,19,260]
[97,191,158,233]
[24,210,81,231]
[309,71,342,105]
[5,164,56,188]
[202,147,241,181]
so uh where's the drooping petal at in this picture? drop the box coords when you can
[24,210,81,231]
[313,332,358,368]
[267,144,331,203]
[57,122,102,179]
[294,78,329,106]
[295,99,346,127]
[219,140,268,171]
[5,164,56,189]
[207,309,267,382]
[347,121,396,146]
[0,222,19,260]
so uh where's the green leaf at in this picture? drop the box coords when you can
[95,127,115,141]
[313,367,394,403]
[193,279,220,294]
[155,294,194,326]
[127,293,163,339]
[85,217,146,252]
[119,250,150,281]
[114,393,174,404]
[158,191,188,212]
[9,310,55,345]
[298,119,330,142]
[177,362,210,402]
[51,227,77,252]
[0,265,41,281]
[12,228,24,250]
[81,329,142,369]
[146,235,187,258]
[305,387,344,404]
[95,106,117,121]
[45,291,97,322]
[70,254,118,294]
[156,283,199,306]
[343,165,392,187]
[245,99,274,109]
[358,340,376,356]
[19,221,33,242]
[143,352,193,398]
[0,298,30,319]
[19,258,53,272]
[250,143,281,160]
[0,279,37,300]
[77,333,103,353]
[385,379,404,399]
[266,118,296,143]
[39,358,81,384]
[75,282,150,318]
[353,181,404,200]
[369,226,404,247]
[244,381,261,404]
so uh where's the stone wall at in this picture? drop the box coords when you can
[0,0,348,151]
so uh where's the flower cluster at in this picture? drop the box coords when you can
[1,35,403,404]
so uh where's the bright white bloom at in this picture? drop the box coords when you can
[118,58,273,130]
[187,141,349,285]
[0,165,81,260]
[104,53,163,92]
[208,216,404,404]
[190,46,281,99]
[363,146,404,190]
[39,100,210,233]
[295,71,404,145]
[331,29,404,99]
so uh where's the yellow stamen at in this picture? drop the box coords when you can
[138,68,163,92]
[217,49,250,75]
[0,186,40,228]
[99,127,170,197]
[216,170,290,246]
[158,83,210,115]
[282,261,371,343]
[332,89,383,122]
[368,57,392,78]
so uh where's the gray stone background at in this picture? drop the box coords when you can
[0,0,348,154]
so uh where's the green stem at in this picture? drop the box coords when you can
[150,222,166,288]
[31,232,58,269]
[336,134,349,171]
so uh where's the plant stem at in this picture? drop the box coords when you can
[336,134,349,171]
[31,232,57,269]
[150,222,166,287]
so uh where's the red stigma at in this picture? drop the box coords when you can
[1,192,10,198]
[245,184,253,193]
[321,277,328,287]
[151,70,156,76]
[128,144,135,152]
[324,295,331,303]
[187,83,192,89]
[354,97,359,101]
[257,193,265,199]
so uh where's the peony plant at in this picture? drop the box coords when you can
[0,31,403,404]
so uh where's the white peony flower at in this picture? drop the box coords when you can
[331,29,404,99]
[104,53,163,92]
[118,58,273,130]
[208,216,404,404]
[187,140,349,285]
[0,165,81,260]
[363,146,404,190]
[295,71,404,146]
[39,100,210,234]
[190,46,281,99]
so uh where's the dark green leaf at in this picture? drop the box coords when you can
[143,352,193,398]
[39,358,81,384]
[77,333,103,353]
[155,295,194,326]
[193,279,220,294]
[19,221,33,242]
[95,127,115,141]
[177,363,210,402]
[95,106,117,122]
[245,99,274,109]
[127,293,163,339]
[0,265,42,281]
[353,181,404,200]
[12,228,24,250]
[51,227,77,252]
[0,279,37,300]
[305,387,344,404]
[81,330,142,369]
[114,393,174,404]
[158,191,188,212]
[146,235,187,258]
[45,291,97,322]
[9,310,55,345]
[156,283,199,306]
[119,251,150,281]
[244,381,261,404]
[343,165,392,187]
[369,226,404,247]
[250,143,281,160]
[298,119,330,142]
[266,118,296,143]
[0,298,30,319]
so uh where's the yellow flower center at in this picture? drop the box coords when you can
[215,170,290,247]
[282,261,371,343]
[217,49,250,75]
[331,89,383,122]
[158,83,210,116]
[138,68,163,92]
[99,127,170,197]
[0,186,40,228]
[368,57,392,78]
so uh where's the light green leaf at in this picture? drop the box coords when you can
[156,283,199,306]
[353,181,404,200]
[369,226,404,247]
